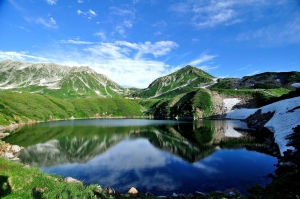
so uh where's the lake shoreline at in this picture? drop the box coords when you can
[0,117,298,198]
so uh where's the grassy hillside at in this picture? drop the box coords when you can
[0,92,144,126]
[139,89,213,119]
[133,65,214,99]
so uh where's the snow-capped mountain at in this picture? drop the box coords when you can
[0,60,125,98]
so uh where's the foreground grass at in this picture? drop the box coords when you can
[0,158,99,199]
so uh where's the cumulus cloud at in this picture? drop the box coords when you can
[77,9,97,19]
[45,0,57,5]
[0,40,189,88]
[78,0,84,3]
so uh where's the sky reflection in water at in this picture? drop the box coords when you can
[9,119,277,195]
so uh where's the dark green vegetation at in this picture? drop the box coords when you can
[133,65,214,99]
[209,71,300,90]
[0,92,143,125]
[140,89,213,119]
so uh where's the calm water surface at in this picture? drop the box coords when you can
[5,119,277,195]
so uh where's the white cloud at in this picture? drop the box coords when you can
[170,0,269,28]
[0,40,180,88]
[78,0,84,3]
[189,54,217,66]
[80,41,178,87]
[50,18,56,25]
[8,0,24,11]
[94,32,106,40]
[84,43,125,59]
[35,17,58,29]
[236,16,300,46]
[109,7,135,17]
[113,40,179,59]
[77,9,97,18]
[152,20,167,28]
[109,7,136,37]
[89,10,97,16]
[45,0,57,5]
[198,65,219,71]
[0,51,48,62]
[58,39,93,45]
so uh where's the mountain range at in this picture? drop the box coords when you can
[0,59,300,100]
[0,60,124,99]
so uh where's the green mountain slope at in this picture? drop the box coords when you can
[0,92,144,125]
[133,65,215,99]
[0,60,125,99]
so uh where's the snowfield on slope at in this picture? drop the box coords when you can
[226,96,300,156]
[223,98,241,113]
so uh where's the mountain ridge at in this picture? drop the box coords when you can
[0,59,124,99]
[1,59,300,100]
[133,65,216,99]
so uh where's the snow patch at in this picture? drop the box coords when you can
[0,84,18,90]
[226,108,257,120]
[223,98,241,113]
[226,97,300,156]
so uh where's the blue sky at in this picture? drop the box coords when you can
[0,0,299,88]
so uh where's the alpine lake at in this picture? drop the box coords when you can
[4,119,277,196]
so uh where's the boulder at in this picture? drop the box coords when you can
[11,145,21,153]
[128,187,138,195]
[64,177,82,184]
[3,152,14,159]
[105,187,116,195]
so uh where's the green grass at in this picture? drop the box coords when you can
[0,157,99,199]
[267,88,293,97]
[0,92,145,125]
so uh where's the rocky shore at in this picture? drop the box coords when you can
[0,139,24,161]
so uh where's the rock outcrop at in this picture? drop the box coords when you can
[0,141,24,160]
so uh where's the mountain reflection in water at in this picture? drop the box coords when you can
[5,119,277,195]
